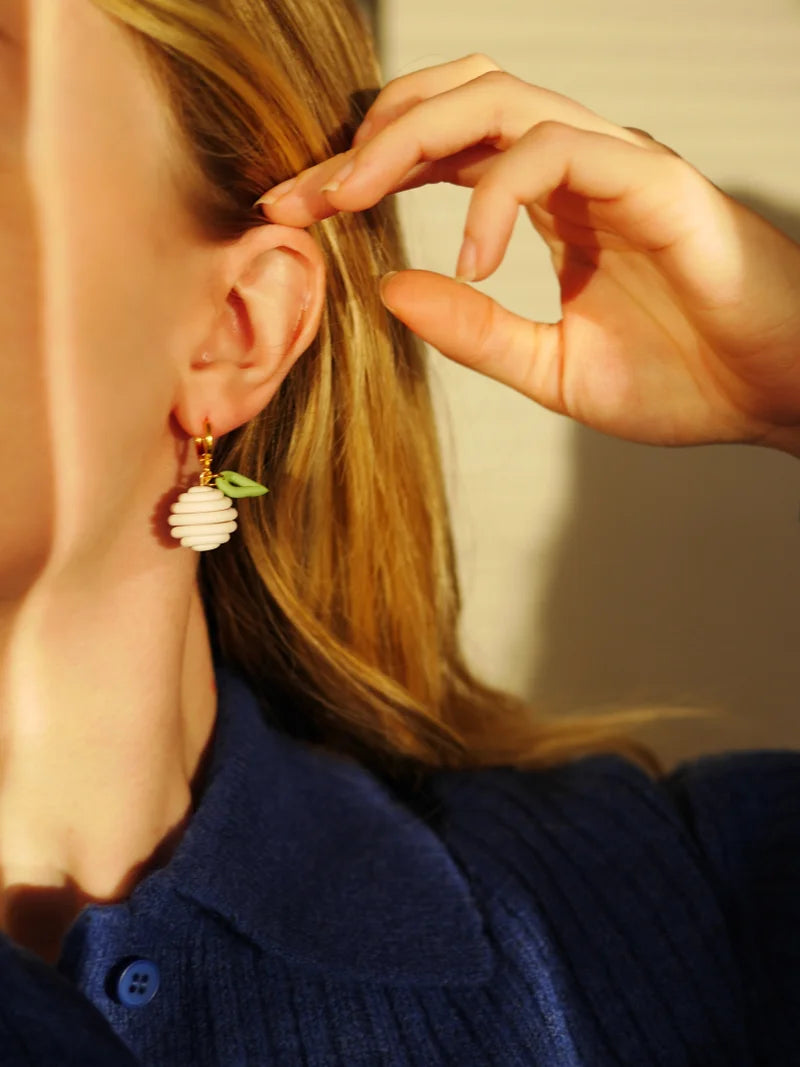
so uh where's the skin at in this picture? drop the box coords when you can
[3,18,798,964]
[260,53,800,458]
[0,0,326,964]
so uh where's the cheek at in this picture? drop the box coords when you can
[0,152,56,591]
[0,156,179,587]
[65,197,180,487]
[0,134,184,588]
[41,197,186,564]
[0,23,55,585]
[0,0,200,587]
[14,2,190,565]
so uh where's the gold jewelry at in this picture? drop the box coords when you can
[167,418,269,552]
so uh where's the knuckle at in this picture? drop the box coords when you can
[661,152,695,187]
[465,52,502,73]
[532,119,573,141]
[624,125,656,142]
[624,125,684,159]
[473,68,509,89]
[646,152,703,207]
[658,140,686,162]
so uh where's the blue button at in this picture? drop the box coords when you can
[114,958,160,1007]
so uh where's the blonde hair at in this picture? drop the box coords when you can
[93,0,715,783]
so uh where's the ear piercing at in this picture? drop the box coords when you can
[167,418,269,552]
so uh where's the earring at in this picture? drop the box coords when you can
[167,418,269,552]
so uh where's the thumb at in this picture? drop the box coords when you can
[379,269,564,412]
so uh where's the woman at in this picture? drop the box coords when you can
[2,0,800,1063]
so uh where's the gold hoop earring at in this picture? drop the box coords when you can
[167,418,269,552]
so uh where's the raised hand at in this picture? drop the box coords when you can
[257,54,800,456]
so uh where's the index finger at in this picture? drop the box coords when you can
[254,52,503,220]
[257,71,657,229]
[350,52,503,146]
[257,71,541,228]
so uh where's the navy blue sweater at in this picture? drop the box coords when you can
[0,661,798,1065]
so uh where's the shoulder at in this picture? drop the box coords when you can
[660,747,800,882]
[429,746,800,897]
[660,748,800,1056]
[428,751,694,901]
[427,747,800,1064]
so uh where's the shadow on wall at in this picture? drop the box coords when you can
[527,186,800,773]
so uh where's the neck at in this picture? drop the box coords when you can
[0,547,218,963]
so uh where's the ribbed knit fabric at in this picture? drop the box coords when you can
[0,661,798,1065]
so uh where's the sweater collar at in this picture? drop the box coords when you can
[147,661,494,986]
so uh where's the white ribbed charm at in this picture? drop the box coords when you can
[167,484,238,552]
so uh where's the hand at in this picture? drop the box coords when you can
[257,54,800,455]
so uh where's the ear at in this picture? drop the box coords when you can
[172,223,326,438]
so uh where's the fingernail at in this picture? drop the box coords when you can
[379,270,399,306]
[255,176,298,208]
[455,237,477,283]
[321,159,355,194]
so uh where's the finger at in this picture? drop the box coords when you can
[257,54,503,216]
[349,67,653,172]
[257,142,504,228]
[623,126,684,159]
[383,143,504,193]
[261,72,518,223]
[351,52,502,147]
[380,269,565,413]
[624,126,655,141]
[453,122,694,283]
[352,58,652,155]
[269,71,661,225]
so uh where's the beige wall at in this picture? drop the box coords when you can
[378,0,800,770]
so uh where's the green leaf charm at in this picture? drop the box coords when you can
[214,470,270,499]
